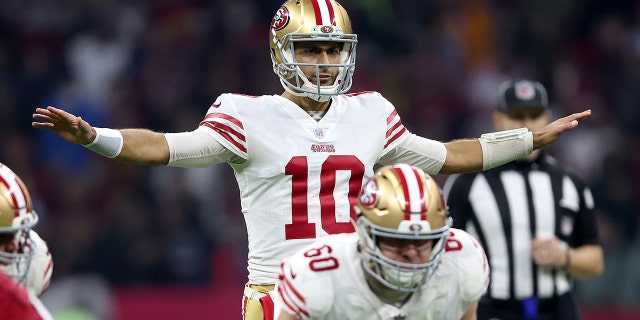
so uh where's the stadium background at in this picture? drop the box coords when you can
[0,0,638,319]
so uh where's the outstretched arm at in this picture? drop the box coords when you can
[439,109,591,174]
[32,106,170,166]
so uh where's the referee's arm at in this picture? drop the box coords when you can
[567,183,604,279]
[532,182,604,279]
[565,244,603,279]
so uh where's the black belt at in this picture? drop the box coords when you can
[479,292,579,320]
[484,296,558,314]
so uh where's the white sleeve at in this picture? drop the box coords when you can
[379,133,447,174]
[165,127,243,167]
[24,231,53,297]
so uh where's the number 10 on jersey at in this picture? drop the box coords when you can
[285,155,365,239]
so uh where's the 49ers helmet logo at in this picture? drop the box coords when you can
[320,26,334,33]
[358,179,378,207]
[271,6,290,31]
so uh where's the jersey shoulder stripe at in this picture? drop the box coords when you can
[384,109,407,148]
[199,120,247,153]
[199,99,248,157]
[202,112,245,129]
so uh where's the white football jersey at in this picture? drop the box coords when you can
[199,92,422,283]
[0,230,53,297]
[276,229,489,320]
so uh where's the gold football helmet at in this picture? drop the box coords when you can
[269,0,357,102]
[355,164,452,292]
[0,163,39,285]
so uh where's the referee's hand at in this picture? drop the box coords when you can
[532,109,591,150]
[531,236,567,268]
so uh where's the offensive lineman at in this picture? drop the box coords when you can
[276,164,489,320]
[0,271,49,320]
[0,163,54,319]
[32,0,588,318]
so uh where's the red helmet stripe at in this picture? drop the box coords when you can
[391,164,425,214]
[0,172,21,217]
[412,167,427,213]
[311,0,336,26]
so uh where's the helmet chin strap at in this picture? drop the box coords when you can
[281,78,333,103]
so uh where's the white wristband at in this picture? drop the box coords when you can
[83,128,123,158]
[479,128,533,170]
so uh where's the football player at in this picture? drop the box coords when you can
[0,163,54,319]
[276,164,489,320]
[32,0,588,319]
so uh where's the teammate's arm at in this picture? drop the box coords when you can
[439,109,591,174]
[33,106,170,165]
[460,301,478,320]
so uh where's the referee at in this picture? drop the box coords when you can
[443,80,604,320]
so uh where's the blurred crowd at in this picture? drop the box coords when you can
[0,0,639,316]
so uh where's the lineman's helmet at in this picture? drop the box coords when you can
[355,164,451,292]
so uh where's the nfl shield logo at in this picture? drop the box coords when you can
[515,81,536,101]
[313,128,325,139]
[561,216,574,236]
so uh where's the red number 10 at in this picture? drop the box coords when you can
[284,155,365,240]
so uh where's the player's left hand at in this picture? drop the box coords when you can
[531,237,567,268]
[532,109,591,150]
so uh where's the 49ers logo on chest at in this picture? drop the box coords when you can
[310,144,335,153]
[271,6,290,31]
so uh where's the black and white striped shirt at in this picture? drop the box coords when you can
[443,154,599,301]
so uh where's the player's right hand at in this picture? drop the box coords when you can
[32,106,96,145]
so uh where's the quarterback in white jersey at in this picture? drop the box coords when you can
[32,0,588,319]
[276,164,489,320]
[196,91,444,284]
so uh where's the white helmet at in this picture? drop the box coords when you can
[269,0,357,102]
[355,164,451,292]
[0,163,42,290]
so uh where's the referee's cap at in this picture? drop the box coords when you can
[497,80,548,112]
